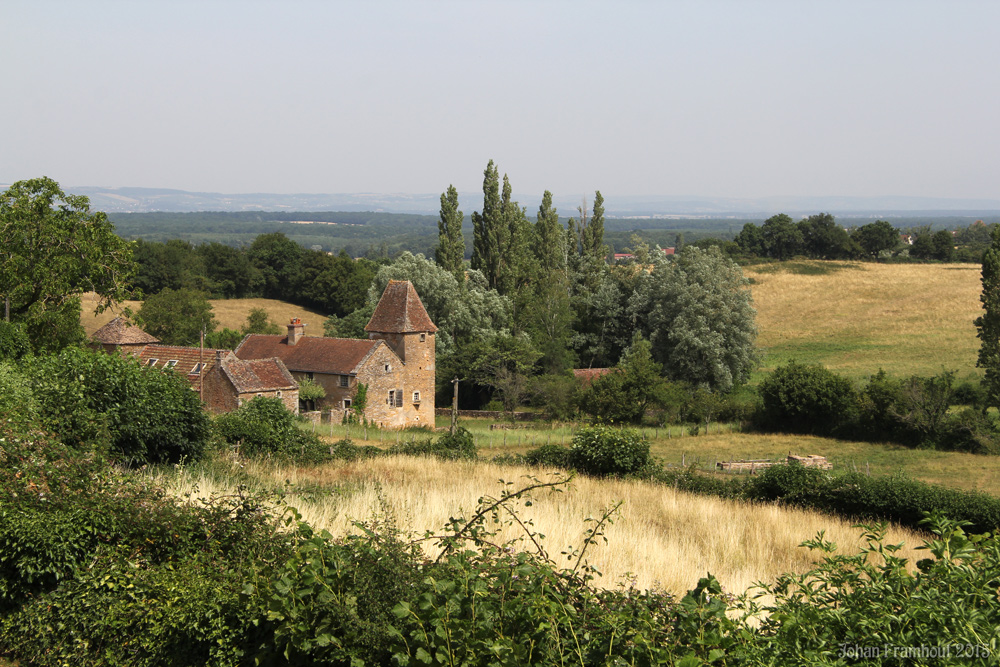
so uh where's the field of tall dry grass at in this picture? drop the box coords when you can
[745,261,982,379]
[159,455,926,598]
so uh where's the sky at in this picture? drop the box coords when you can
[3,0,1000,202]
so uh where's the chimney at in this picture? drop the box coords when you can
[287,318,305,345]
[215,349,223,366]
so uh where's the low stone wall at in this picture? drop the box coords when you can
[434,408,541,421]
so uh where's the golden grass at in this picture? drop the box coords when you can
[160,455,926,598]
[79,293,327,338]
[746,262,982,379]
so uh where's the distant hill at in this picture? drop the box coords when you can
[44,186,1000,219]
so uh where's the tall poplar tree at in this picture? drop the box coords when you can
[436,184,465,285]
[471,160,504,292]
[975,226,1000,409]
[581,190,606,261]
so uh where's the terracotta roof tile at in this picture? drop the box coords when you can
[573,368,614,386]
[365,280,438,334]
[235,334,385,375]
[137,344,227,387]
[91,317,160,345]
[221,356,297,393]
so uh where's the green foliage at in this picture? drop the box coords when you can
[0,177,136,353]
[388,427,478,461]
[976,225,1000,411]
[215,396,322,458]
[436,184,466,284]
[742,516,1000,665]
[242,306,282,335]
[297,377,326,402]
[757,361,858,435]
[528,373,580,421]
[25,346,210,464]
[631,245,760,391]
[569,425,650,477]
[203,326,243,349]
[138,287,218,345]
[523,443,573,468]
[0,363,34,417]
[0,321,30,361]
[579,338,669,424]
[851,219,900,259]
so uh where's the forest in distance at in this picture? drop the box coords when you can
[109,208,1000,259]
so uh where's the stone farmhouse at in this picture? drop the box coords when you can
[91,317,299,413]
[234,280,437,428]
[90,280,436,427]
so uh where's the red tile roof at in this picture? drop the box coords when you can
[234,334,386,375]
[365,280,438,334]
[572,368,614,386]
[220,355,297,393]
[137,344,228,387]
[92,317,160,345]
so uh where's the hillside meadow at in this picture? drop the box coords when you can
[80,292,326,338]
[744,260,983,380]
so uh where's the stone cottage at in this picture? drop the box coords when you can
[234,280,436,428]
[202,351,299,414]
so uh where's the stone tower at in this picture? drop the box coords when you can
[365,280,437,425]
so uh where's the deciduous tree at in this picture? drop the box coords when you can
[138,288,218,346]
[0,177,136,351]
[436,185,465,285]
[975,226,1000,409]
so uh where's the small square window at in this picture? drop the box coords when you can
[276,390,282,398]
[412,391,421,403]
[384,364,391,372]
[419,333,426,342]
[306,372,314,381]
[344,398,352,409]
[339,375,349,387]
[387,390,395,405]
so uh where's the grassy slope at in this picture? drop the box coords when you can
[79,293,327,339]
[745,261,982,380]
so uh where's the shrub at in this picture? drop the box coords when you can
[523,443,573,468]
[569,425,650,477]
[215,396,322,458]
[0,321,30,361]
[756,361,858,436]
[25,346,210,464]
[388,427,478,461]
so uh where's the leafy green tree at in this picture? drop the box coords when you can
[526,191,574,373]
[138,288,218,345]
[760,213,804,260]
[203,328,243,350]
[735,222,767,257]
[910,232,936,259]
[242,307,281,335]
[975,226,1000,410]
[534,191,565,276]
[445,331,540,412]
[579,337,669,423]
[197,241,261,298]
[799,213,858,259]
[851,220,898,260]
[0,177,136,352]
[436,185,465,285]
[630,246,760,391]
[0,321,31,361]
[932,229,955,261]
[247,232,303,301]
[756,361,857,435]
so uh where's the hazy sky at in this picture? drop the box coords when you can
[4,0,999,201]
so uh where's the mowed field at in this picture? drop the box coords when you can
[79,293,327,339]
[745,261,982,380]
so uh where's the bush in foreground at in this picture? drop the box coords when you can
[569,425,650,477]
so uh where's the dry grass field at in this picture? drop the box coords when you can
[79,292,326,339]
[160,455,926,598]
[745,261,982,380]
